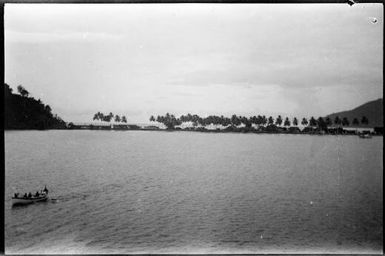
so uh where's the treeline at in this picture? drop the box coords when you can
[4,84,67,130]
[149,113,369,130]
[92,112,127,123]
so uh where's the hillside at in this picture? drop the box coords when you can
[4,83,67,130]
[327,98,383,127]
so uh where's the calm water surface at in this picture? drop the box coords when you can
[5,130,383,254]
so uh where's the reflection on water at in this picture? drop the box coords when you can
[5,130,383,254]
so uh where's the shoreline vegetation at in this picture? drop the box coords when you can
[4,84,66,130]
[67,123,383,136]
[4,84,383,135]
[65,112,381,136]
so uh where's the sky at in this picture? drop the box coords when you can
[5,4,383,123]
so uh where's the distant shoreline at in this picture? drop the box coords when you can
[4,126,383,136]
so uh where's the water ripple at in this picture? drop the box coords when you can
[4,131,383,254]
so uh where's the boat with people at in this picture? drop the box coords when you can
[12,186,49,206]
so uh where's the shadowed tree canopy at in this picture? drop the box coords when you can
[92,112,127,123]
[293,117,298,126]
[284,117,291,127]
[301,117,308,126]
[342,117,350,126]
[309,116,317,127]
[4,83,66,129]
[259,116,266,126]
[148,106,379,133]
[275,115,283,126]
[361,116,369,125]
[317,117,327,131]
[17,85,29,97]
[334,116,342,126]
[154,113,182,129]
[325,117,332,126]
[231,115,241,126]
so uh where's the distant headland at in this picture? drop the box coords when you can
[4,84,66,130]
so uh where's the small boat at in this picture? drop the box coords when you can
[12,187,49,206]
[12,193,49,206]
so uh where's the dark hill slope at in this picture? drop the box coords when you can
[327,98,383,127]
[4,83,67,129]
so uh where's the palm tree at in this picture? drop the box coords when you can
[179,115,186,123]
[317,117,327,130]
[154,113,182,129]
[99,113,105,122]
[342,117,349,126]
[325,117,332,127]
[186,113,192,122]
[334,116,341,126]
[121,116,127,123]
[361,116,369,125]
[268,116,274,125]
[17,85,29,97]
[240,116,251,128]
[114,115,121,123]
[149,115,155,122]
[250,116,257,125]
[218,116,224,126]
[284,117,291,127]
[104,114,111,122]
[301,117,308,126]
[255,115,262,126]
[197,116,204,126]
[275,115,282,126]
[225,117,232,126]
[192,114,199,124]
[231,114,241,126]
[261,116,267,126]
[45,105,52,114]
[309,116,317,127]
[352,118,359,126]
[293,117,298,126]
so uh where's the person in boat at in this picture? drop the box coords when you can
[43,186,48,194]
[35,191,40,197]
[14,193,18,198]
[24,193,27,198]
[28,192,32,198]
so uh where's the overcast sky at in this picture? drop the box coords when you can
[5,4,383,123]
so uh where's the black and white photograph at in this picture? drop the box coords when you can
[3,3,383,254]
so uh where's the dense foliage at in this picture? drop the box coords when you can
[150,112,370,132]
[92,112,127,123]
[4,84,67,130]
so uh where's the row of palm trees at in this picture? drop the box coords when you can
[93,112,127,123]
[149,113,369,129]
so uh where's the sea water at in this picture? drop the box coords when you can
[4,130,383,254]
